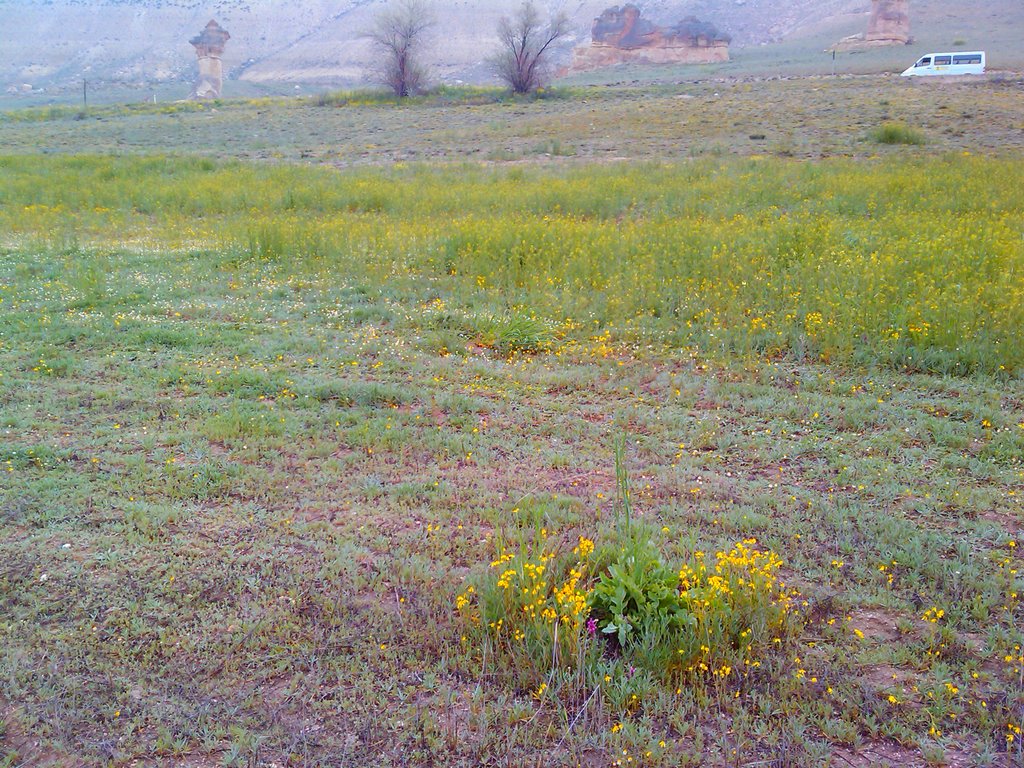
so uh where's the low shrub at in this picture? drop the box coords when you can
[456,446,804,707]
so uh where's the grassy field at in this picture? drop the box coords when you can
[2,76,1024,164]
[0,82,1022,768]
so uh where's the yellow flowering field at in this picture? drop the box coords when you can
[2,153,1022,374]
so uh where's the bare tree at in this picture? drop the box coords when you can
[493,2,571,94]
[366,0,434,98]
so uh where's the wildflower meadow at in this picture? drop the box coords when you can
[0,80,1022,766]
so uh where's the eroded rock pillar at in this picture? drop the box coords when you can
[866,0,910,45]
[190,19,230,99]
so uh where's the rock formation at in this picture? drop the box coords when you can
[866,0,910,44]
[190,19,230,99]
[833,0,910,51]
[571,5,730,73]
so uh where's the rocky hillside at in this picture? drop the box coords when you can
[2,0,1021,96]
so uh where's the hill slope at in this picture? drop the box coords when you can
[2,0,1022,98]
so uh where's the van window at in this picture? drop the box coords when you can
[934,56,952,65]
[916,57,931,66]
[952,54,981,65]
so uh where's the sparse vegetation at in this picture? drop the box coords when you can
[4,77,1024,163]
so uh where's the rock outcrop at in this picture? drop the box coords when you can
[571,5,730,73]
[190,19,230,99]
[833,0,910,51]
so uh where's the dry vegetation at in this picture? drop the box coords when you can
[2,75,1024,163]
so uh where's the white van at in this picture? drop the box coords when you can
[901,51,985,77]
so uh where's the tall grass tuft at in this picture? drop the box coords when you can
[869,121,927,145]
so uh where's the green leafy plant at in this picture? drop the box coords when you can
[590,539,694,647]
[590,438,695,648]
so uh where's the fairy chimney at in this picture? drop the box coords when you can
[190,19,230,99]
[866,0,910,45]
[833,0,910,50]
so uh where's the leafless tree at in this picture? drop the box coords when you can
[366,0,434,98]
[492,2,571,94]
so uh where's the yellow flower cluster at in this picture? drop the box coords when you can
[1008,722,1022,745]
[677,539,789,608]
[455,585,475,611]
[713,539,786,592]
[553,568,588,629]
[674,539,796,677]
[678,563,699,591]
[922,607,945,623]
[1004,645,1023,677]
[460,532,594,663]
[574,536,595,559]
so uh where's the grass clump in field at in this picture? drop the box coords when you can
[312,84,579,109]
[478,313,556,354]
[870,121,927,145]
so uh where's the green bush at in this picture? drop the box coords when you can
[870,121,927,145]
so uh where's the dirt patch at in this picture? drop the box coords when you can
[848,608,906,643]
[979,507,1023,530]
[832,740,924,767]
[834,740,982,768]
[860,664,916,693]
[0,699,69,767]
[442,459,613,508]
[163,755,223,768]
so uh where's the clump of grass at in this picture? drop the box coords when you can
[313,88,409,108]
[870,121,927,145]
[532,139,576,157]
[479,313,555,354]
[312,84,545,109]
